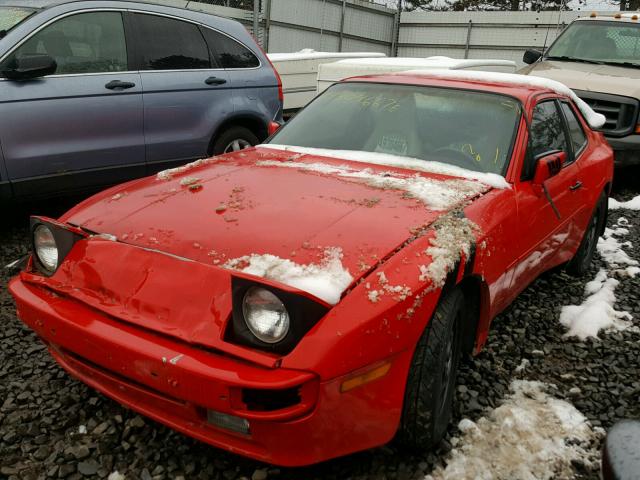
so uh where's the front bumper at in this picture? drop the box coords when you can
[9,276,407,466]
[607,134,640,166]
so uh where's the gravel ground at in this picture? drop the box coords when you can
[1,175,639,480]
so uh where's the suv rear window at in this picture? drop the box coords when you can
[201,28,259,69]
[132,13,210,70]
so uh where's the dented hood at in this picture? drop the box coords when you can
[62,147,490,281]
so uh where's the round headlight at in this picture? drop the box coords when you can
[34,225,58,272]
[242,287,290,344]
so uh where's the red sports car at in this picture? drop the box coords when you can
[9,71,613,466]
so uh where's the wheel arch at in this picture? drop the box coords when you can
[456,274,491,356]
[207,115,269,156]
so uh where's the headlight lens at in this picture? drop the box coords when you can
[33,224,59,272]
[242,287,290,343]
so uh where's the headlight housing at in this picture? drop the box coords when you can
[33,224,58,272]
[226,277,330,354]
[30,217,86,276]
[242,287,290,343]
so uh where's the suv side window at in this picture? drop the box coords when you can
[133,14,210,70]
[2,12,127,75]
[560,102,588,156]
[201,28,259,69]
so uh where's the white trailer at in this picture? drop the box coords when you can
[267,49,386,114]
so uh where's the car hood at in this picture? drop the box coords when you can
[62,147,492,284]
[522,60,640,99]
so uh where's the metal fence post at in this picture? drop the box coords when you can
[464,19,473,59]
[338,0,347,52]
[391,0,402,57]
[264,0,272,52]
[252,0,260,44]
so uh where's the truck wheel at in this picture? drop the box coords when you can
[566,191,607,276]
[212,126,259,155]
[397,288,464,450]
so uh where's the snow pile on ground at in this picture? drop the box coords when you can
[609,194,640,210]
[419,214,478,288]
[223,247,353,305]
[259,145,509,189]
[559,269,634,340]
[400,69,606,129]
[256,159,490,211]
[267,49,385,62]
[426,380,603,480]
[559,218,638,339]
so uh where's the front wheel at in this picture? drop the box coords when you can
[212,126,259,155]
[396,288,465,450]
[566,191,607,276]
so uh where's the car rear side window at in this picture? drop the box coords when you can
[133,14,210,70]
[529,100,569,160]
[560,102,588,156]
[2,12,127,75]
[201,28,259,69]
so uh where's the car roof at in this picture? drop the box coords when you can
[341,72,560,104]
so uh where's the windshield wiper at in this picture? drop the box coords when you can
[545,55,605,65]
[600,61,640,69]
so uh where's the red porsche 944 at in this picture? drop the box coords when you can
[10,71,613,466]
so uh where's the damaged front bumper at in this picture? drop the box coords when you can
[9,276,405,466]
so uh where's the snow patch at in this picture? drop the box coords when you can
[179,176,201,187]
[419,214,478,288]
[560,218,637,340]
[78,425,87,434]
[267,49,385,62]
[609,194,640,211]
[107,472,125,480]
[330,55,516,71]
[259,145,509,189]
[426,380,603,480]
[514,358,530,373]
[559,269,634,340]
[156,158,214,181]
[400,69,606,129]
[223,247,353,305]
[256,159,489,211]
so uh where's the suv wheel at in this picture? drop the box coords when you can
[212,126,259,155]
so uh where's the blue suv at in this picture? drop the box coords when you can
[0,1,283,200]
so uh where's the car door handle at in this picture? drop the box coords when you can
[105,80,136,90]
[205,76,227,86]
[569,181,583,191]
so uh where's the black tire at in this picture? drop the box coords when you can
[566,191,607,276]
[211,126,259,155]
[397,288,465,450]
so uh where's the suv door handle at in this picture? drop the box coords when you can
[569,181,583,191]
[105,80,136,90]
[205,76,227,86]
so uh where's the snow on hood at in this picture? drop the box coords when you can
[223,247,353,305]
[259,145,509,190]
[400,69,607,129]
[255,157,490,211]
[426,380,603,480]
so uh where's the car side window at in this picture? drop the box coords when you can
[560,102,588,156]
[529,100,569,160]
[2,12,127,75]
[201,28,259,69]
[133,14,210,71]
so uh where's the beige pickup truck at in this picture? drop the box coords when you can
[520,13,640,166]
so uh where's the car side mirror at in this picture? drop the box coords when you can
[523,49,543,65]
[602,420,640,480]
[533,151,566,185]
[2,54,57,81]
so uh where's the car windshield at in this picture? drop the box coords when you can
[546,20,640,67]
[268,82,521,175]
[0,7,36,37]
